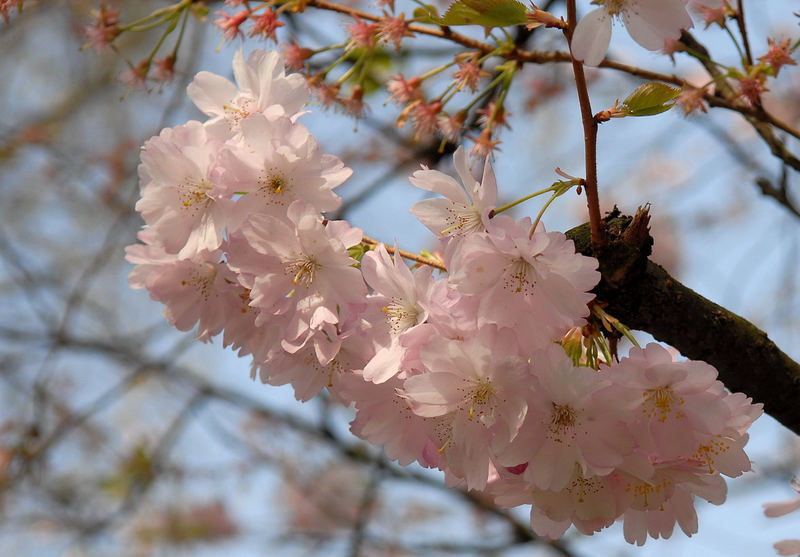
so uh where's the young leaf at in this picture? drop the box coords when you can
[413,4,440,24]
[621,82,681,117]
[439,0,527,27]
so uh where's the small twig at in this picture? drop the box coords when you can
[564,0,605,251]
[735,0,754,67]
[362,235,446,271]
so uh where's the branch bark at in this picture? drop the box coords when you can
[567,210,800,436]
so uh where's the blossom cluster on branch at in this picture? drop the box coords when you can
[125,49,764,546]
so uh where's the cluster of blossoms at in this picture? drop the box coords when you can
[126,49,763,546]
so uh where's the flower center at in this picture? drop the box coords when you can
[257,169,293,205]
[468,378,494,419]
[551,403,577,428]
[503,258,536,295]
[223,97,256,128]
[440,204,481,236]
[546,402,579,443]
[178,177,213,213]
[180,262,218,301]
[382,297,422,332]
[602,0,628,16]
[642,385,685,422]
[285,255,319,289]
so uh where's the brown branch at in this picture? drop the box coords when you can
[735,0,754,67]
[362,235,446,271]
[567,211,800,436]
[564,0,604,251]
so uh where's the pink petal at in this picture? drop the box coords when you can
[409,169,466,202]
[775,540,800,556]
[763,497,800,518]
[571,8,612,67]
[187,72,238,118]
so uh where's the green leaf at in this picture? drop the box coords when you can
[413,5,440,24]
[621,82,681,116]
[439,0,527,27]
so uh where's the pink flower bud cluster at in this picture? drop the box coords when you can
[126,49,763,546]
[214,5,284,42]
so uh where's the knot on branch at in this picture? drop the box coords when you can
[567,205,653,292]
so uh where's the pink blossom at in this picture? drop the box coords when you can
[360,243,436,383]
[606,343,733,459]
[758,38,797,77]
[409,145,497,239]
[126,240,245,341]
[152,54,176,82]
[437,110,467,143]
[236,200,366,342]
[468,128,502,158]
[339,85,368,119]
[736,73,769,104]
[677,87,708,115]
[219,114,349,224]
[491,465,622,538]
[120,60,150,90]
[282,43,313,71]
[254,318,373,402]
[447,217,599,346]
[345,371,443,468]
[402,328,531,489]
[689,0,728,28]
[572,0,694,66]
[346,16,379,50]
[409,100,443,139]
[452,53,488,92]
[136,121,233,258]
[187,49,308,137]
[495,345,631,491]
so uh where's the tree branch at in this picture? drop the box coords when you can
[567,211,800,435]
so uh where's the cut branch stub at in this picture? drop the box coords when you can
[567,209,800,436]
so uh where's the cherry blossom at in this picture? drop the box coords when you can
[447,216,600,346]
[235,200,366,343]
[495,345,631,492]
[126,238,245,341]
[360,243,436,383]
[124,47,769,549]
[402,328,531,489]
[220,113,349,225]
[187,48,308,137]
[409,145,497,239]
[572,0,694,66]
[136,120,233,258]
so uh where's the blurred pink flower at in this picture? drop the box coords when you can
[572,0,693,66]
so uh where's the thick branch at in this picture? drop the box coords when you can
[567,212,800,436]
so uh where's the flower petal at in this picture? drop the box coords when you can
[571,8,612,67]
